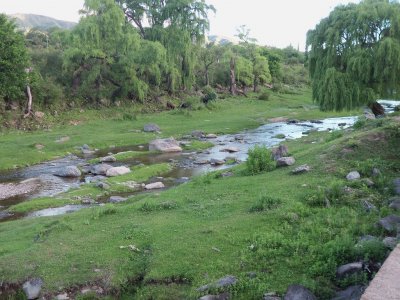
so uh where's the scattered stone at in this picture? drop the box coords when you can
[106,166,131,177]
[310,120,323,124]
[234,135,245,141]
[55,293,70,300]
[372,167,381,177]
[149,138,182,152]
[197,275,237,292]
[206,134,218,139]
[277,157,295,167]
[210,158,225,166]
[338,122,347,127]
[346,171,361,181]
[34,144,45,150]
[81,197,96,205]
[389,198,400,210]
[120,181,142,190]
[192,130,205,138]
[100,155,116,163]
[393,178,400,195]
[55,166,81,178]
[55,136,70,143]
[271,145,289,160]
[199,293,230,300]
[145,182,165,190]
[23,278,43,300]
[109,196,128,203]
[377,215,400,232]
[336,262,363,279]
[331,285,365,300]
[383,237,399,250]
[287,119,300,124]
[220,147,240,153]
[143,123,160,132]
[292,164,310,174]
[81,286,104,295]
[284,284,316,300]
[92,164,113,176]
[362,178,375,187]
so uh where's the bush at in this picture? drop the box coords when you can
[249,195,282,212]
[353,118,366,129]
[246,145,275,175]
[258,90,270,101]
[202,86,218,104]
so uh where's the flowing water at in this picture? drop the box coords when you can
[0,100,398,221]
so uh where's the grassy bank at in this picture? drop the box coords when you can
[1,112,399,298]
[0,89,360,171]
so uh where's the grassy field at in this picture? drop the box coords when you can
[1,90,399,299]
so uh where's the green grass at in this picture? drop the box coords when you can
[0,88,360,171]
[89,150,151,164]
[1,88,397,299]
[181,140,214,151]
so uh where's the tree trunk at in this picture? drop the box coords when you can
[229,57,237,95]
[24,85,33,117]
[253,76,258,93]
[205,68,209,86]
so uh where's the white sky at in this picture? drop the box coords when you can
[0,0,359,49]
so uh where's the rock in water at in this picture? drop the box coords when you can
[149,138,182,152]
[91,164,113,175]
[346,171,361,181]
[369,101,385,117]
[284,284,316,300]
[56,166,81,177]
[277,157,295,167]
[143,123,160,132]
[23,278,43,299]
[109,196,128,203]
[100,155,116,163]
[145,182,165,190]
[106,166,131,177]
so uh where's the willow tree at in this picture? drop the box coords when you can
[307,0,400,111]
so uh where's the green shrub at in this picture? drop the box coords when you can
[355,239,388,262]
[202,86,218,104]
[353,118,366,129]
[246,145,275,175]
[258,90,270,101]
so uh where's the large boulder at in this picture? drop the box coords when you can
[106,166,131,177]
[272,145,289,160]
[23,278,43,300]
[145,182,165,190]
[143,123,160,132]
[332,285,365,300]
[91,164,113,176]
[284,284,316,300]
[277,157,295,167]
[389,197,400,210]
[55,166,81,178]
[377,215,400,232]
[197,275,237,292]
[149,138,182,152]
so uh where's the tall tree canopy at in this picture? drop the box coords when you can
[0,14,29,102]
[307,0,400,111]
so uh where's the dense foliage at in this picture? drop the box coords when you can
[307,0,400,111]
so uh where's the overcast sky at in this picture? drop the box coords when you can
[0,0,359,49]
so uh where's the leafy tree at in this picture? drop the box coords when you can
[0,14,29,103]
[307,0,400,111]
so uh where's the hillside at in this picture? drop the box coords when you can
[9,13,76,31]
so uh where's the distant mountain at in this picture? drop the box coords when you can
[207,35,239,45]
[9,14,77,31]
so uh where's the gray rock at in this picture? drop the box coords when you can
[220,147,240,153]
[192,130,205,138]
[389,198,400,210]
[0,210,12,220]
[377,215,400,232]
[346,171,361,181]
[393,178,400,195]
[82,149,95,155]
[210,158,225,166]
[100,155,116,163]
[331,285,365,300]
[277,157,295,167]
[199,293,230,300]
[55,293,70,300]
[81,197,96,205]
[197,275,237,292]
[292,165,310,174]
[206,134,218,139]
[336,262,363,279]
[284,284,316,300]
[372,168,381,177]
[359,235,378,242]
[145,182,165,190]
[143,123,160,132]
[56,166,81,178]
[149,138,182,152]
[106,166,131,177]
[85,175,106,183]
[361,199,377,212]
[364,111,376,120]
[383,237,399,249]
[272,145,289,160]
[23,278,43,299]
[82,144,90,150]
[92,164,113,175]
[109,196,128,203]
